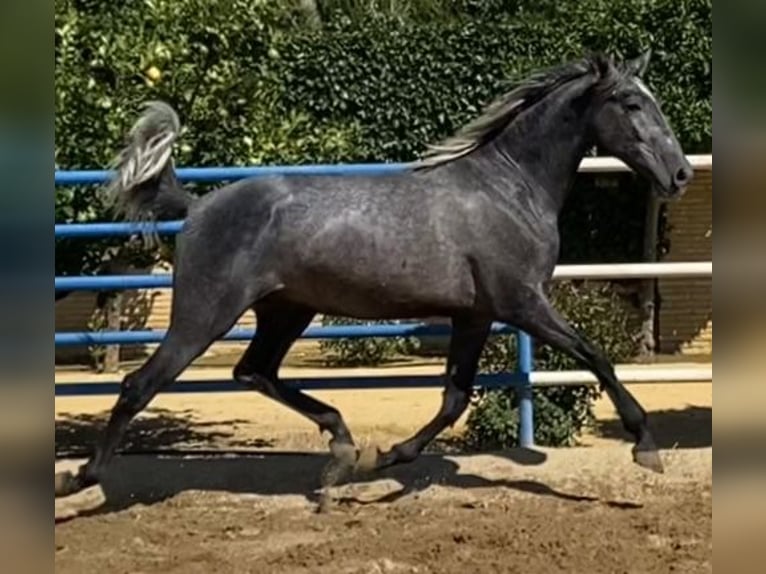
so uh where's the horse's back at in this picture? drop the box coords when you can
[174,170,556,316]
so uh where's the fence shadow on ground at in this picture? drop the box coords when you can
[55,408,275,458]
[594,405,711,449]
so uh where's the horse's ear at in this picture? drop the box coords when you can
[625,49,651,78]
[590,52,614,79]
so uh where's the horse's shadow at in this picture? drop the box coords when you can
[60,447,640,519]
[331,451,640,510]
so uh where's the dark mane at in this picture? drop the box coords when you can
[412,54,616,170]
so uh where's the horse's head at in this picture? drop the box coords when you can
[590,51,693,199]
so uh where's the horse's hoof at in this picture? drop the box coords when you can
[632,434,664,474]
[55,471,79,498]
[633,448,664,474]
[330,442,358,468]
[353,444,381,473]
[320,445,358,489]
[317,443,361,513]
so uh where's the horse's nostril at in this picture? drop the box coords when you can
[674,167,692,186]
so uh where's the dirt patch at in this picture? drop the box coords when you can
[54,379,713,454]
[55,448,711,574]
[55,367,712,573]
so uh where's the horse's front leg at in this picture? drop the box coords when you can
[356,315,491,471]
[495,283,664,473]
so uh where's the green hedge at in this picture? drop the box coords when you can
[319,315,420,366]
[273,0,712,162]
[54,0,361,275]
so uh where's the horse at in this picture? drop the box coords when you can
[55,51,693,503]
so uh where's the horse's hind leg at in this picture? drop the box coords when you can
[54,286,254,498]
[499,284,663,473]
[233,302,357,473]
[359,315,491,471]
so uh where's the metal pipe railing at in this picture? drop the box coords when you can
[54,262,713,291]
[54,322,517,347]
[54,154,713,186]
[54,156,714,448]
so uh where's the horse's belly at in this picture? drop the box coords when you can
[274,213,476,317]
[282,260,475,319]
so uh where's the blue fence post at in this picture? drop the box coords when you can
[517,331,534,448]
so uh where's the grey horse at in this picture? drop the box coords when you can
[55,51,693,501]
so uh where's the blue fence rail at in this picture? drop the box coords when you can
[55,163,536,447]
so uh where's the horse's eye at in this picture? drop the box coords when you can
[626,102,642,112]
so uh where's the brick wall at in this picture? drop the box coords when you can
[657,168,713,356]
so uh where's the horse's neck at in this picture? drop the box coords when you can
[492,83,593,212]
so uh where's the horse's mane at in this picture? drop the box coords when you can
[412,54,616,171]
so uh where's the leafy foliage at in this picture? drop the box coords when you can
[273,0,712,163]
[54,0,362,276]
[319,315,419,366]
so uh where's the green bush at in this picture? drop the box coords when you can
[464,281,641,448]
[319,315,419,366]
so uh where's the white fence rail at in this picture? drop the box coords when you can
[552,261,712,280]
[532,366,712,386]
[540,259,712,384]
[577,153,712,172]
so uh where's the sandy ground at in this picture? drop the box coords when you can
[55,361,712,452]
[55,361,712,573]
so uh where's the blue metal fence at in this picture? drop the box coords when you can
[54,164,536,447]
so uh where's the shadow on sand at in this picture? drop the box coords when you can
[55,408,275,458]
[60,449,645,519]
[55,408,659,521]
[596,406,711,449]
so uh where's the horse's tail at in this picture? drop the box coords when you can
[106,101,192,245]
